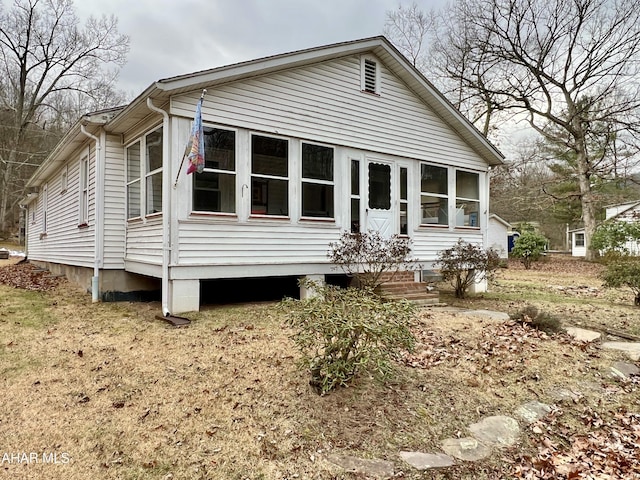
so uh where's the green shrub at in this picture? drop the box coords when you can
[601,258,640,306]
[280,279,416,395]
[510,305,564,334]
[511,231,547,269]
[591,221,640,258]
[435,239,501,298]
[328,230,415,290]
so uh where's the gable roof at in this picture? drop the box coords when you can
[27,36,504,190]
[107,36,504,166]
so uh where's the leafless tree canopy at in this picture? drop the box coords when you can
[386,0,640,258]
[0,0,129,234]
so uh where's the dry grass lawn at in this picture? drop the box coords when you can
[0,255,639,479]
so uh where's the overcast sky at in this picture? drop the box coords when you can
[75,0,446,97]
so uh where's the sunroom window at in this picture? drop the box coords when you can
[420,164,448,225]
[251,135,288,216]
[301,143,334,218]
[456,170,480,227]
[193,127,236,213]
[126,142,141,219]
[145,128,163,215]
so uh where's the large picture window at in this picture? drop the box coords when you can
[126,142,141,219]
[193,127,236,213]
[456,170,480,227]
[420,164,448,225]
[145,128,163,215]
[301,143,334,218]
[251,135,288,216]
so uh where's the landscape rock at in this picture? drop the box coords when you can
[515,401,552,424]
[464,309,510,321]
[399,451,455,470]
[327,454,395,479]
[441,437,492,461]
[565,327,601,342]
[601,342,640,361]
[610,361,640,380]
[468,415,520,447]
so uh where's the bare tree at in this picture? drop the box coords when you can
[0,0,129,234]
[438,0,640,260]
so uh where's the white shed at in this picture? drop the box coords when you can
[488,214,511,259]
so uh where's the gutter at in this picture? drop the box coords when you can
[146,98,171,317]
[80,124,103,303]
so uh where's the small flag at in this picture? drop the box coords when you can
[186,96,205,174]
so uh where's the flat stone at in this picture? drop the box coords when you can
[601,342,640,361]
[468,415,520,447]
[548,387,580,402]
[327,454,395,479]
[464,309,510,321]
[515,401,552,424]
[565,327,601,342]
[441,437,492,461]
[610,361,640,380]
[399,451,455,470]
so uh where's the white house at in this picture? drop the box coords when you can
[21,37,503,314]
[571,201,640,257]
[488,214,511,259]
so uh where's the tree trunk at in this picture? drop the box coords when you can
[0,156,14,233]
[575,148,598,261]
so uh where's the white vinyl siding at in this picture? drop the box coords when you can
[170,55,487,172]
[103,135,126,269]
[27,145,96,267]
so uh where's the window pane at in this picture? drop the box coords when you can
[127,180,140,218]
[251,135,288,177]
[204,127,235,171]
[146,173,162,214]
[421,164,448,195]
[193,172,236,213]
[456,171,479,200]
[575,233,585,247]
[302,143,333,181]
[456,200,479,227]
[400,203,408,235]
[400,167,408,200]
[421,195,448,225]
[351,198,360,233]
[251,178,288,215]
[146,128,163,172]
[368,163,391,210]
[351,160,360,195]
[127,142,140,181]
[302,183,334,218]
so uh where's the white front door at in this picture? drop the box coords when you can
[365,160,395,237]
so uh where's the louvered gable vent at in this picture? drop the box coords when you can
[364,59,377,93]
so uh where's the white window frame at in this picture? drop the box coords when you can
[42,183,48,234]
[350,158,361,233]
[361,55,380,95]
[60,164,68,193]
[455,169,480,229]
[79,151,89,226]
[420,163,449,227]
[192,125,237,215]
[126,140,141,220]
[300,141,335,220]
[250,133,290,217]
[144,127,163,216]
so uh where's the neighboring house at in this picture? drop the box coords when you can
[488,214,511,259]
[21,36,503,314]
[571,201,640,257]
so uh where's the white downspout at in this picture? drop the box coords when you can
[80,124,102,302]
[146,98,171,316]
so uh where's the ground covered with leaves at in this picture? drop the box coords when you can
[0,256,638,479]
